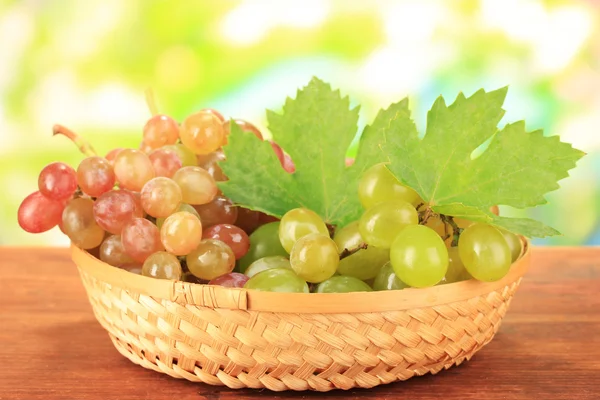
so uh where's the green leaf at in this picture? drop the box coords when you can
[361,87,585,237]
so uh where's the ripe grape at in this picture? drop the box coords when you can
[193,195,238,227]
[93,190,144,234]
[458,224,511,281]
[121,218,164,263]
[156,203,199,229]
[149,148,183,178]
[373,263,408,291]
[223,119,263,142]
[290,233,339,283]
[315,276,373,293]
[358,163,422,208]
[202,224,250,259]
[77,156,116,197]
[202,108,225,123]
[445,246,471,283]
[279,208,329,253]
[142,251,182,280]
[99,235,134,267]
[235,207,260,234]
[38,162,77,200]
[186,239,236,280]
[113,149,155,191]
[139,141,153,154]
[390,225,449,288]
[143,115,179,149]
[163,144,197,167]
[196,150,227,181]
[244,268,309,293]
[105,148,123,165]
[238,222,288,272]
[62,197,105,249]
[208,272,249,288]
[499,228,522,262]
[180,110,224,155]
[359,200,418,248]
[172,166,217,205]
[334,221,388,280]
[140,177,182,218]
[245,256,291,278]
[160,211,203,255]
[18,191,65,233]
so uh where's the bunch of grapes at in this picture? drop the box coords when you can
[18,109,292,287]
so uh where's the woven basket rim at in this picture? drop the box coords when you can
[71,239,530,314]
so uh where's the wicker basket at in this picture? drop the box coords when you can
[71,241,530,392]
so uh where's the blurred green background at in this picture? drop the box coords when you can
[1,0,598,246]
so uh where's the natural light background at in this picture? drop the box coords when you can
[1,0,598,246]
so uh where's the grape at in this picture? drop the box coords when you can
[143,115,179,149]
[38,162,77,200]
[244,268,309,293]
[499,228,522,262]
[62,197,105,249]
[279,208,329,253]
[18,191,65,233]
[458,224,511,282]
[141,251,182,280]
[105,148,123,165]
[258,212,279,224]
[77,156,116,197]
[156,203,199,229]
[245,256,291,278]
[180,111,225,155]
[223,119,263,142]
[99,235,134,267]
[160,211,203,255]
[334,221,389,280]
[202,108,225,123]
[139,141,153,154]
[196,150,227,181]
[359,200,418,249]
[113,149,155,191]
[208,272,249,288]
[445,246,471,283]
[140,177,182,218]
[121,264,143,274]
[358,163,422,208]
[163,144,197,167]
[290,233,339,283]
[372,263,409,291]
[172,166,217,205]
[186,239,236,280]
[390,225,448,288]
[93,190,144,234]
[202,224,250,259]
[315,276,373,293]
[238,222,288,272]
[121,218,164,262]
[149,148,183,178]
[193,195,238,227]
[235,207,260,234]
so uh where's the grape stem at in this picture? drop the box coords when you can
[442,215,462,247]
[145,88,159,116]
[339,243,368,260]
[52,124,97,157]
[419,206,433,225]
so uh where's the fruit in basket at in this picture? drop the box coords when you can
[279,208,329,253]
[373,262,409,291]
[238,222,288,272]
[289,233,339,283]
[458,223,511,282]
[187,239,236,280]
[62,197,105,249]
[160,211,203,256]
[358,201,418,248]
[245,268,309,293]
[358,163,421,208]
[315,275,373,293]
[38,162,78,200]
[141,251,182,280]
[245,256,292,278]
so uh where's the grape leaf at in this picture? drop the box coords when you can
[218,77,391,226]
[359,88,585,237]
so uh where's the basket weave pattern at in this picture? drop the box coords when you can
[76,253,524,392]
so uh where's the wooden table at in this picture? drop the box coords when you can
[0,248,598,400]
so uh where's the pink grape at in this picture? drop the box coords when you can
[149,148,182,178]
[93,190,144,234]
[121,218,164,263]
[38,162,77,200]
[208,272,249,288]
[196,150,227,181]
[179,111,224,155]
[113,149,155,191]
[202,224,250,259]
[235,207,260,234]
[140,177,182,218]
[77,157,116,197]
[62,197,105,249]
[201,108,225,123]
[99,235,135,267]
[105,148,123,165]
[194,195,238,227]
[18,191,66,233]
[143,115,179,149]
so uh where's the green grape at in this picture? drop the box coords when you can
[334,221,388,280]
[163,144,197,167]
[373,262,409,291]
[359,200,418,248]
[279,208,328,253]
[358,163,422,208]
[289,233,338,283]
[244,268,309,293]
[245,256,291,278]
[445,246,472,283]
[186,239,235,280]
[315,276,373,293]
[390,225,448,288]
[156,203,199,229]
[142,251,182,280]
[458,224,511,282]
[238,222,288,272]
[499,228,522,262]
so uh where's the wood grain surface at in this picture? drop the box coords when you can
[0,247,598,400]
